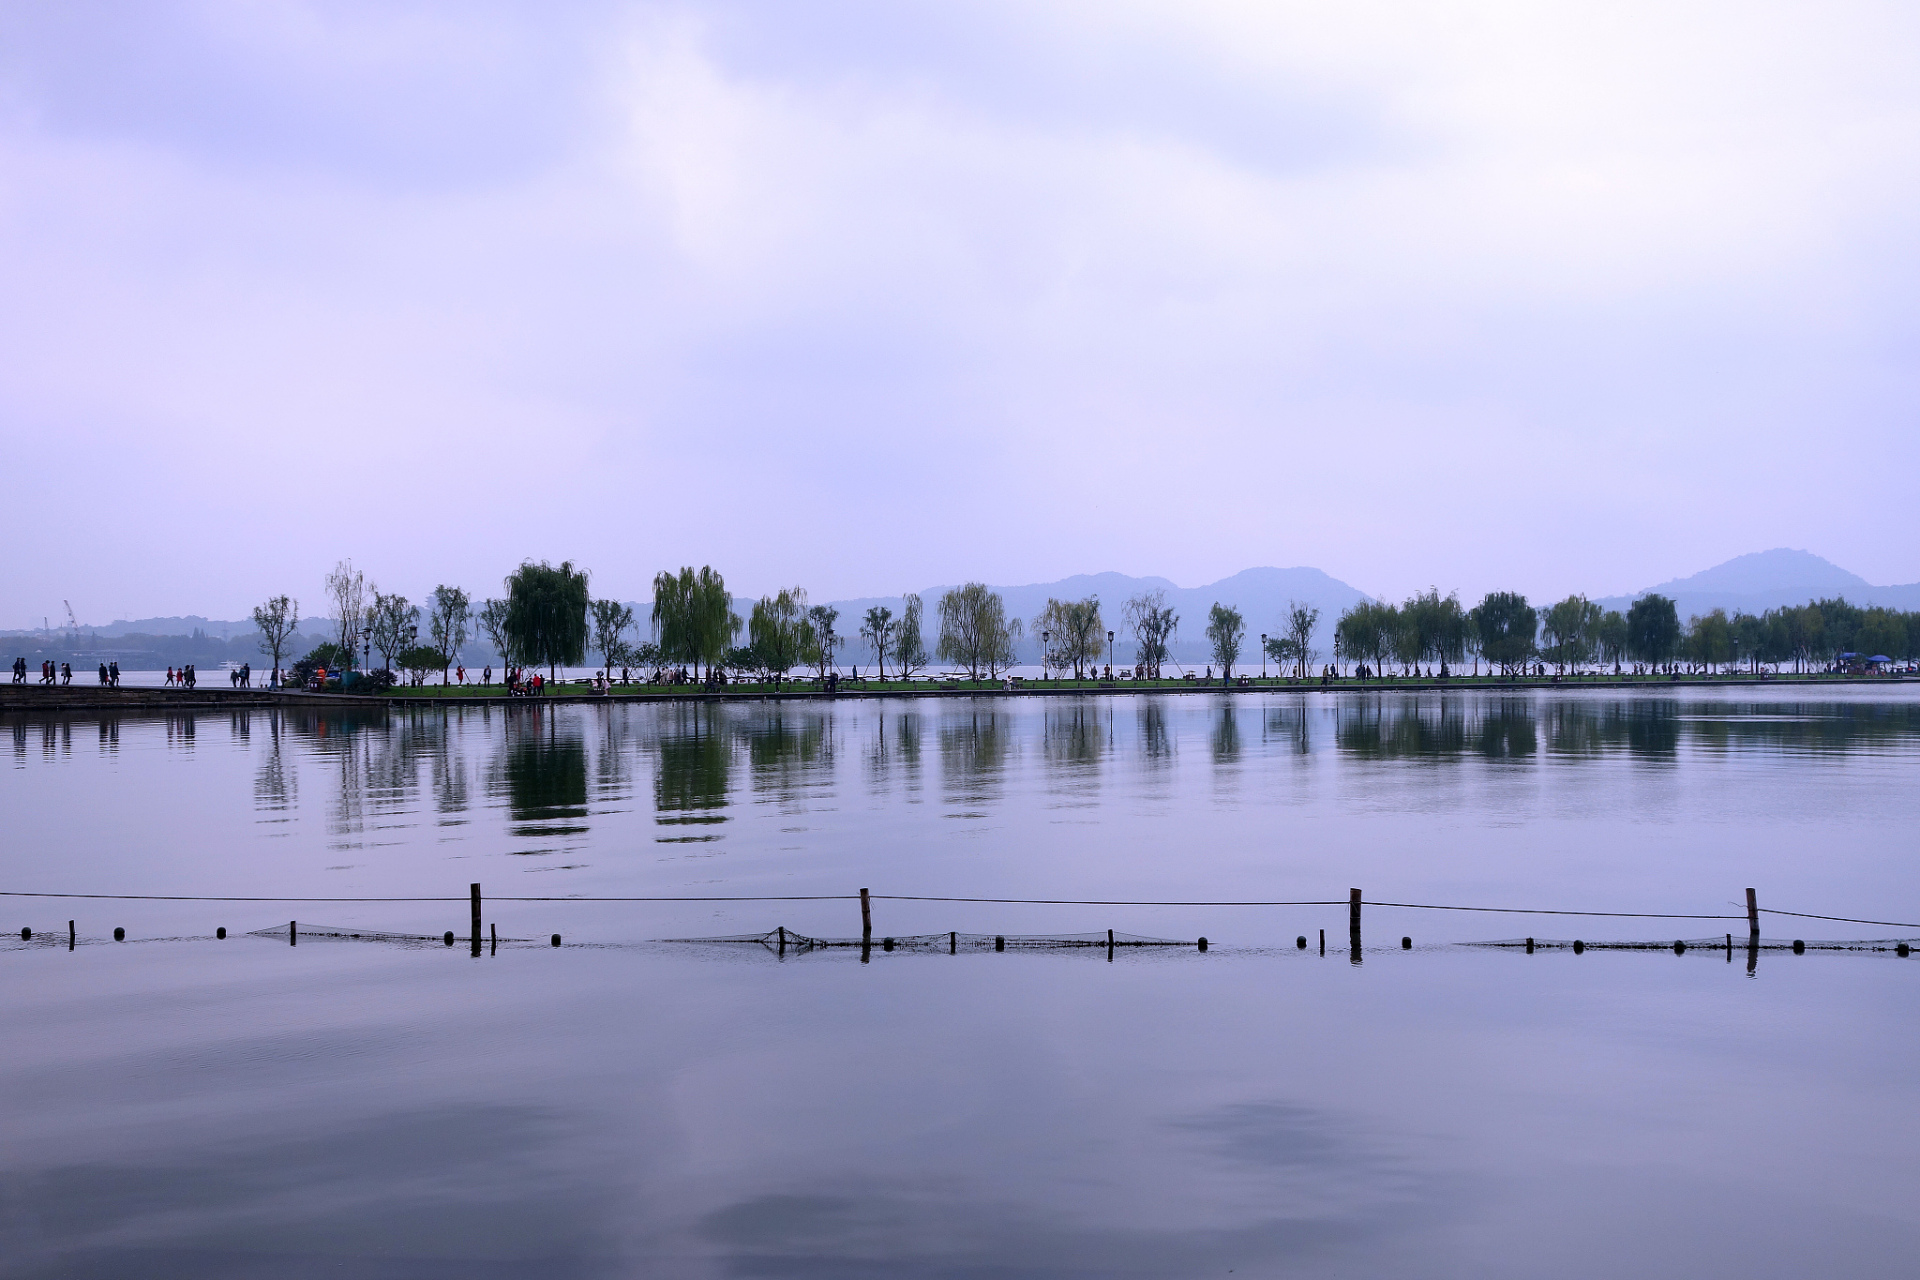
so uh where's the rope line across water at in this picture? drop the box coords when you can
[2,888,1902,924]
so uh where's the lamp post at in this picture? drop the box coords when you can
[1042,630,1051,682]
[1107,630,1115,679]
[1261,634,1267,680]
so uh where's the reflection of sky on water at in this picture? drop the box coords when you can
[7,686,1920,1277]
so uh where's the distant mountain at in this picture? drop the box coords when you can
[827,567,1375,668]
[1594,549,1920,619]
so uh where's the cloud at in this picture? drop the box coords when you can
[2,0,1917,623]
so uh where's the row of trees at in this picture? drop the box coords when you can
[1327,590,1920,676]
[258,561,1920,687]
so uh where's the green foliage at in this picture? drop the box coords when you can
[748,588,809,677]
[937,583,1022,679]
[1471,592,1538,673]
[427,584,472,680]
[290,642,353,686]
[1205,602,1244,677]
[395,645,442,684]
[1334,600,1397,675]
[651,566,739,677]
[505,561,590,677]
[895,594,928,678]
[1034,596,1104,678]
[1540,594,1602,673]
[1594,610,1629,670]
[1685,608,1734,670]
[1626,594,1680,667]
[807,604,840,677]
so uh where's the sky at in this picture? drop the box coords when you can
[3,0,1917,627]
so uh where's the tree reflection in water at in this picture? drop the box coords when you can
[655,704,730,840]
[499,708,589,849]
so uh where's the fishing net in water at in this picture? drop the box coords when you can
[243,922,529,947]
[1469,936,1917,954]
[661,926,1196,954]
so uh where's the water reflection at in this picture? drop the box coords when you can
[866,710,925,801]
[498,712,589,848]
[1211,702,1241,762]
[1044,702,1104,773]
[941,707,1011,815]
[1137,701,1174,766]
[656,705,730,839]
[742,711,831,805]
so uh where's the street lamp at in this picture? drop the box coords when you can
[1042,630,1051,682]
[1261,634,1267,680]
[1107,630,1115,679]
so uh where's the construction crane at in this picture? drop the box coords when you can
[64,600,79,639]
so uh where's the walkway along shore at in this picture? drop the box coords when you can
[3,672,1907,714]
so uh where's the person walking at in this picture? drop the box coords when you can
[109,661,120,687]
[98,662,108,685]
[61,662,72,685]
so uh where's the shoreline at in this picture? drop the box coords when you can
[2,672,1908,714]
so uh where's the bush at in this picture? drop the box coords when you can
[396,645,443,686]
[289,642,354,688]
[346,669,396,694]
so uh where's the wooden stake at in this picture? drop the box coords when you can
[289,919,297,946]
[1349,888,1362,939]
[471,883,483,948]
[860,887,872,939]
[1746,887,1759,940]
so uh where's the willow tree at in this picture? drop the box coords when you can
[651,565,739,680]
[1033,596,1104,678]
[1122,590,1178,678]
[1399,589,1468,675]
[895,593,928,678]
[861,605,895,678]
[1541,594,1602,674]
[937,583,1021,680]
[1334,600,1397,677]
[1625,594,1680,672]
[1280,600,1319,678]
[505,560,590,679]
[1470,591,1538,675]
[427,585,472,682]
[748,587,808,679]
[1205,602,1244,678]
[590,599,636,674]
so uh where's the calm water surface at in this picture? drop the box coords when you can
[5,688,1918,1277]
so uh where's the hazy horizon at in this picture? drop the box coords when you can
[5,3,1917,624]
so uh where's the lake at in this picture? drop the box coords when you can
[4,688,1918,1277]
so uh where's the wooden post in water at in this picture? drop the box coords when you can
[1349,888,1362,946]
[1107,928,1114,962]
[860,888,872,941]
[950,930,957,955]
[471,883,483,949]
[1746,887,1760,942]
[289,920,297,946]
[490,922,497,956]
[68,919,75,951]
[1318,928,1325,956]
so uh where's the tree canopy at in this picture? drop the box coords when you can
[937,583,1021,679]
[505,560,589,677]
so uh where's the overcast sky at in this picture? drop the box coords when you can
[3,0,1916,625]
